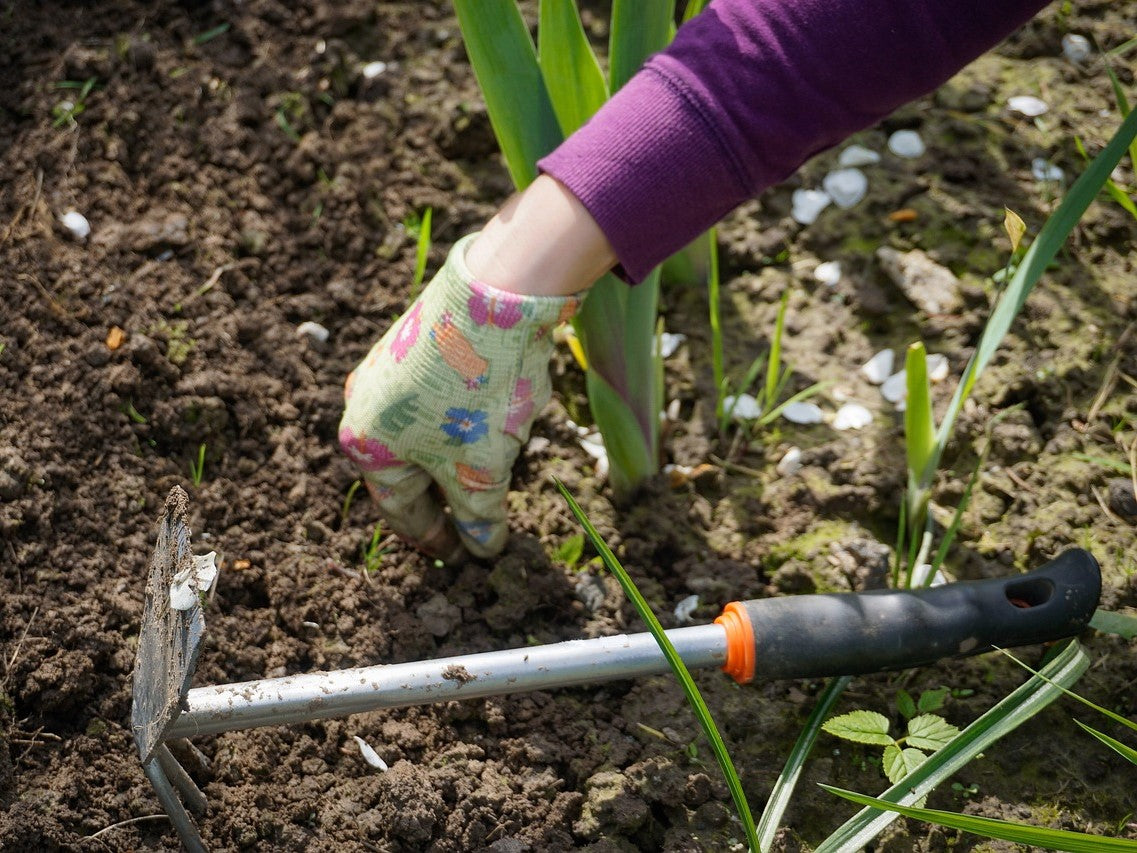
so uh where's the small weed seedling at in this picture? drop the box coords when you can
[51,77,97,127]
[359,523,393,582]
[188,443,207,487]
[404,207,434,299]
[552,532,585,571]
[822,688,960,786]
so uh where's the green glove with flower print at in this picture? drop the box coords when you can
[339,234,582,561]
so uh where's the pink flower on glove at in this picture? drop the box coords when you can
[390,302,423,362]
[339,427,402,471]
[468,282,524,329]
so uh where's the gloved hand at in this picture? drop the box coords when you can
[339,234,583,561]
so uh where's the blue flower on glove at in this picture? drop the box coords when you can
[441,408,489,444]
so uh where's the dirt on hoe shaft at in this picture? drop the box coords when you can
[1,1,1136,851]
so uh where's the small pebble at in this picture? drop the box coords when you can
[776,446,803,477]
[832,403,873,431]
[822,168,868,209]
[1107,478,1137,521]
[296,321,330,343]
[1061,34,1091,64]
[861,350,894,385]
[361,61,388,79]
[813,261,842,286]
[791,188,831,225]
[1031,158,1064,182]
[673,594,700,624]
[887,130,925,159]
[1008,95,1048,117]
[781,401,824,425]
[61,210,91,240]
[880,370,907,404]
[838,144,881,167]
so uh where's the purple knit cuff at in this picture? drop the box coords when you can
[538,67,744,285]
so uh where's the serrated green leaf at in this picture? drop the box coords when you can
[896,689,917,720]
[906,714,961,751]
[883,745,928,785]
[917,687,950,714]
[822,710,894,745]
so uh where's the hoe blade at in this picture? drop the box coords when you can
[131,486,206,764]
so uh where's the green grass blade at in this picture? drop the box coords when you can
[538,0,609,136]
[609,0,674,92]
[756,380,832,428]
[905,342,935,491]
[555,480,760,852]
[410,207,433,295]
[822,786,1137,851]
[1075,136,1137,220]
[815,640,1089,851]
[1101,59,1137,167]
[996,647,1137,735]
[1071,451,1133,475]
[763,291,790,411]
[1074,719,1137,766]
[929,443,986,573]
[756,676,852,850]
[932,108,1137,464]
[453,0,563,189]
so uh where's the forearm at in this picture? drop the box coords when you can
[539,0,1049,282]
[465,174,617,297]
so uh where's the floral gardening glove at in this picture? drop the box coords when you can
[339,234,582,561]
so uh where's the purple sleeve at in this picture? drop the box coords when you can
[538,0,1047,283]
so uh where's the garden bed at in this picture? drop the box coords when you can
[1,1,1135,850]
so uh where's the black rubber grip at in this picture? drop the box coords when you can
[742,549,1100,681]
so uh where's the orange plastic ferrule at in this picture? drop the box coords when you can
[715,601,755,684]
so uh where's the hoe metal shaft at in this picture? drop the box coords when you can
[169,624,728,738]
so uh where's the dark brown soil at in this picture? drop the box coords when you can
[2,2,1135,851]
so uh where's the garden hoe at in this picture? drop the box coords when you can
[132,487,1101,852]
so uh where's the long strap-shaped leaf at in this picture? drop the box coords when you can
[538,0,608,136]
[931,108,1137,463]
[610,0,675,91]
[453,0,563,189]
[815,640,1089,852]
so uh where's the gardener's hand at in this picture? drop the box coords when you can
[339,233,583,561]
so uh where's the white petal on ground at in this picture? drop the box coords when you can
[880,370,907,404]
[776,446,803,477]
[1061,34,1091,64]
[781,401,824,424]
[926,353,949,383]
[61,210,91,240]
[1008,95,1048,117]
[1031,158,1064,182]
[578,430,609,480]
[887,130,925,159]
[297,321,330,342]
[832,403,873,431]
[361,61,388,79]
[193,551,218,592]
[822,168,868,209]
[814,260,842,286]
[861,349,894,385]
[352,736,389,771]
[659,332,686,358]
[724,393,763,421]
[674,594,700,624]
[838,144,881,167]
[791,188,832,225]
